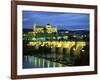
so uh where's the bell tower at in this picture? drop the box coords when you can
[33,24,36,32]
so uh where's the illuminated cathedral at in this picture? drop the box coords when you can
[33,24,57,33]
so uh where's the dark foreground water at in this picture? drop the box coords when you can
[23,55,67,69]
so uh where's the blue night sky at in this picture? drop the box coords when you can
[23,11,90,30]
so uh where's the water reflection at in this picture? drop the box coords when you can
[23,55,66,69]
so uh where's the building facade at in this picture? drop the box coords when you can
[33,24,57,33]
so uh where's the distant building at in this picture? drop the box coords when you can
[33,24,57,33]
[33,24,44,33]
